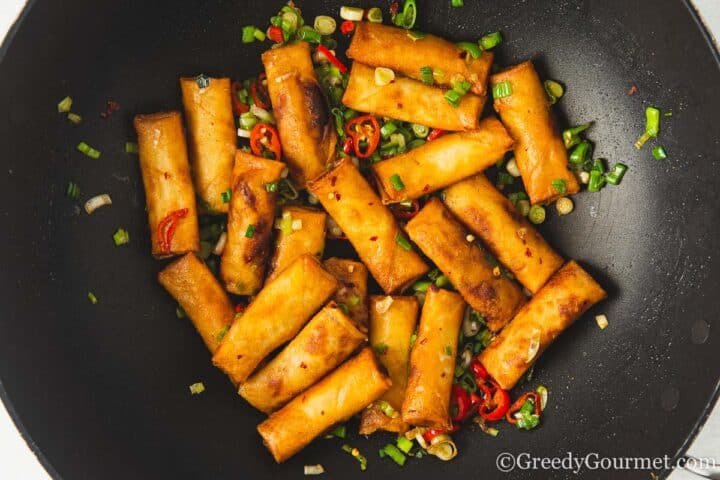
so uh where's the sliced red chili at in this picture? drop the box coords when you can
[345,115,380,158]
[157,208,189,254]
[235,304,246,314]
[316,45,348,74]
[342,137,354,155]
[470,357,489,381]
[422,425,459,443]
[267,25,284,43]
[451,385,471,422]
[250,123,282,160]
[231,80,249,115]
[505,392,541,424]
[427,128,445,141]
[389,2,400,16]
[340,20,355,35]
[391,199,420,221]
[479,380,511,421]
[250,73,270,110]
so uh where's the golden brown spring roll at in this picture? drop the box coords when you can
[347,22,494,96]
[401,287,464,430]
[266,207,327,282]
[262,41,337,187]
[479,261,607,390]
[307,158,429,294]
[443,174,564,293]
[373,116,513,203]
[342,62,484,131]
[158,253,235,353]
[134,111,199,258]
[220,151,285,295]
[360,296,418,434]
[180,76,236,214]
[212,254,338,384]
[405,198,526,332]
[491,61,580,204]
[258,347,390,463]
[323,258,369,332]
[239,302,366,413]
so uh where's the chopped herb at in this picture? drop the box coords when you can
[480,31,502,50]
[189,382,205,395]
[242,25,259,43]
[112,228,130,246]
[569,141,592,167]
[67,113,82,124]
[379,444,407,467]
[508,191,528,206]
[528,205,546,225]
[457,41,481,59]
[87,292,98,304]
[381,121,398,138]
[406,30,426,41]
[393,0,417,30]
[245,224,256,238]
[395,233,413,251]
[175,304,186,318]
[412,280,432,293]
[409,332,418,348]
[563,122,592,149]
[435,274,450,288]
[605,163,628,185]
[195,74,210,89]
[265,181,278,193]
[496,171,514,187]
[444,345,453,356]
[349,294,361,306]
[544,80,564,104]
[125,142,138,154]
[451,0,464,7]
[215,325,230,342]
[373,343,389,355]
[652,145,667,160]
[396,435,414,454]
[514,398,540,430]
[389,173,405,191]
[77,141,101,159]
[492,81,513,99]
[444,89,463,107]
[57,96,73,113]
[221,189,232,204]
[419,66,434,85]
[337,303,350,315]
[635,106,661,149]
[367,7,383,23]
[342,444,368,471]
[66,181,80,200]
[329,424,346,439]
[551,179,567,194]
[378,400,399,418]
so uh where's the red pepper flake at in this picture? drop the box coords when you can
[100,100,120,118]
[334,192,341,201]
[525,247,532,257]
[368,202,374,206]
[340,20,355,35]
[627,84,638,96]
[342,138,353,155]
[420,338,428,345]
[330,176,338,187]
[299,362,307,369]
[235,304,245,313]
[370,236,378,241]
[422,184,430,192]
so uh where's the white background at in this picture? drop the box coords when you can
[0,1,717,478]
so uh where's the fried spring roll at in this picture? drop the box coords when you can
[180,76,236,214]
[134,111,199,258]
[491,61,580,204]
[323,258,369,332]
[262,42,337,187]
[347,22,494,96]
[479,261,607,390]
[239,302,366,413]
[405,198,526,331]
[221,151,285,295]
[342,62,484,131]
[158,253,235,353]
[443,174,564,293]
[266,207,327,282]
[258,347,391,463]
[360,296,418,434]
[212,254,338,384]
[373,117,513,203]
[307,158,429,293]
[401,288,464,430]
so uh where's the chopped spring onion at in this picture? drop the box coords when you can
[605,163,628,186]
[67,112,82,124]
[66,181,80,200]
[237,128,251,139]
[189,382,205,395]
[496,171,514,187]
[244,224,256,238]
[389,174,405,191]
[77,141,102,159]
[434,274,450,288]
[250,104,274,124]
[298,26,322,44]
[652,145,667,160]
[587,170,604,192]
[406,30,426,41]
[451,0,464,7]
[265,181,278,193]
[444,89,463,108]
[555,197,574,215]
[577,171,590,184]
[516,199,531,217]
[569,141,592,167]
[492,81,513,99]
[544,79,564,104]
[528,205,546,225]
[221,189,231,204]
[378,400,399,418]
[635,106,661,149]
[407,139,426,150]
[457,41,481,59]
[508,191,528,206]
[213,231,228,255]
[113,228,130,246]
[373,343,389,355]
[419,66,434,85]
[367,7,383,23]
[379,444,407,466]
[176,304,186,318]
[215,324,230,342]
[253,28,266,41]
[426,434,458,461]
[87,292,98,304]
[463,309,481,337]
[57,96,73,113]
[563,122,592,149]
[394,0,417,29]
[348,294,360,306]
[195,74,210,89]
[506,158,521,177]
[242,25,258,43]
[304,464,325,475]
[480,31,502,50]
[551,178,567,194]
[413,280,431,293]
[375,67,395,86]
[330,425,347,439]
[340,6,364,21]
[239,111,259,130]
[125,142,138,154]
[341,444,367,471]
[380,121,397,139]
[595,314,609,329]
[411,123,429,138]
[395,234,412,251]
[84,194,112,214]
[536,385,548,410]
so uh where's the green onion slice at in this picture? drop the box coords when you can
[245,224,256,238]
[569,141,592,166]
[544,80,564,104]
[419,66,434,85]
[195,74,210,89]
[87,292,98,304]
[457,41,481,59]
[125,142,138,154]
[57,96,73,113]
[66,181,80,200]
[389,173,405,191]
[395,233,412,251]
[563,122,592,149]
[551,179,567,194]
[479,31,502,50]
[379,444,406,467]
[367,7,383,23]
[221,189,232,204]
[492,81,513,99]
[67,113,82,124]
[652,145,667,160]
[314,15,336,35]
[242,25,257,43]
[528,205,546,225]
[113,228,130,246]
[605,163,628,186]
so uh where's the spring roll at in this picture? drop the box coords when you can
[262,41,337,187]
[158,253,235,353]
[134,111,199,258]
[443,174,564,293]
[220,151,285,295]
[266,207,327,282]
[342,62,484,131]
[373,117,513,203]
[491,61,580,204]
[212,254,338,384]
[347,22,494,96]
[258,347,391,463]
[360,296,418,434]
[180,76,236,214]
[401,287,464,430]
[239,302,367,413]
[406,198,526,331]
[323,258,369,332]
[479,261,607,390]
[307,158,429,293]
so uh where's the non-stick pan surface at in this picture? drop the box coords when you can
[0,1,718,479]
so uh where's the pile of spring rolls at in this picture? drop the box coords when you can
[135,21,606,464]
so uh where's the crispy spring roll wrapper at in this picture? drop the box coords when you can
[373,117,513,203]
[179,76,236,214]
[266,207,327,282]
[443,174,564,293]
[308,158,429,293]
[342,62,484,131]
[359,296,418,434]
[258,347,391,463]
[262,41,337,187]
[213,254,338,384]
[491,61,580,205]
[401,288,464,430]
[158,253,235,353]
[239,302,367,414]
[479,261,607,390]
[134,111,199,258]
[323,258,369,332]
[406,198,526,331]
[220,151,285,295]
[347,22,494,96]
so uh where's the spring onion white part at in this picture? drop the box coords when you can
[528,205,546,225]
[405,427,429,448]
[57,96,73,113]
[304,465,325,475]
[367,7,383,23]
[374,67,395,86]
[461,344,473,369]
[426,434,458,461]
[213,231,228,255]
[250,104,275,124]
[462,308,481,337]
[339,6,364,21]
[595,314,609,329]
[536,385,548,410]
[526,329,541,363]
[84,194,112,214]
[291,219,303,231]
[578,171,590,184]
[237,128,252,138]
[314,15,336,35]
[374,296,394,314]
[189,382,205,395]
[506,157,521,177]
[555,197,574,215]
[307,192,319,205]
[465,234,475,243]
